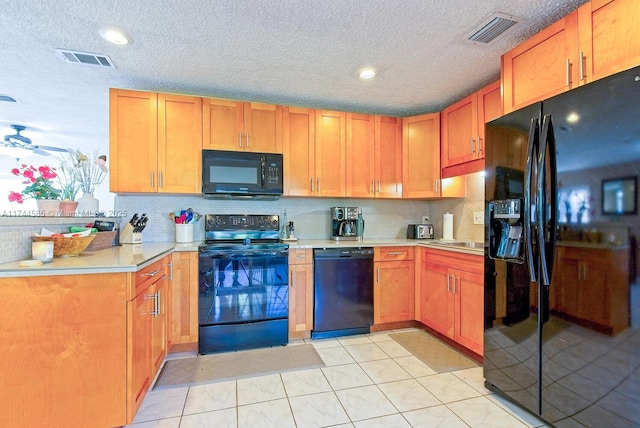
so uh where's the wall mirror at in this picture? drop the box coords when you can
[602,176,637,215]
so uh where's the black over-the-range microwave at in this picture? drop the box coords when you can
[202,149,283,198]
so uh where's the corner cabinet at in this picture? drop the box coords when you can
[402,113,441,198]
[418,248,483,355]
[203,98,283,153]
[288,248,314,339]
[441,81,501,177]
[109,89,203,193]
[374,247,415,324]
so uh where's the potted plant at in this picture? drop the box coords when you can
[8,164,62,216]
[58,149,108,216]
[56,163,80,216]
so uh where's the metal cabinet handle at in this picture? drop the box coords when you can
[238,132,242,148]
[143,269,161,277]
[566,58,572,87]
[310,177,314,192]
[145,292,159,317]
[435,179,439,193]
[371,180,374,194]
[165,262,173,280]
[246,132,250,148]
[377,267,380,283]
[290,269,294,287]
[156,290,161,318]
[387,252,404,256]
[159,171,163,188]
[470,138,475,154]
[296,254,305,259]
[477,136,483,154]
[150,171,155,188]
[579,51,585,81]
[447,273,451,292]
[378,180,381,194]
[453,275,457,294]
[317,178,320,193]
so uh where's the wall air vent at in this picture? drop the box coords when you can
[467,13,519,44]
[55,49,116,68]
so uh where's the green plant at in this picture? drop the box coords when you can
[56,164,80,201]
[8,164,61,203]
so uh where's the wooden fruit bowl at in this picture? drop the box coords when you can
[32,235,96,257]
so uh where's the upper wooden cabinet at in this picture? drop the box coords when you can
[110,89,203,194]
[441,81,501,174]
[577,0,640,83]
[314,110,346,197]
[346,114,403,198]
[402,113,441,198]
[502,12,579,113]
[503,0,640,113]
[283,107,315,196]
[203,98,283,153]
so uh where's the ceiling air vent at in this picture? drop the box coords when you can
[467,13,519,44]
[55,49,116,68]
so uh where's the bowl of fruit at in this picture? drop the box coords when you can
[32,229,95,257]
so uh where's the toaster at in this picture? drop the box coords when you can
[407,224,434,239]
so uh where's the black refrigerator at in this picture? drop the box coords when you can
[484,65,640,427]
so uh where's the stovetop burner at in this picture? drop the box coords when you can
[201,214,284,251]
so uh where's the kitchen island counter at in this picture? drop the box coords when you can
[0,242,177,277]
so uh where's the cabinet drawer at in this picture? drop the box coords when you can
[131,258,165,299]
[289,248,312,265]
[374,246,414,262]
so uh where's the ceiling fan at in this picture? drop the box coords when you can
[2,124,68,157]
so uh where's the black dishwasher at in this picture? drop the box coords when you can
[312,247,374,339]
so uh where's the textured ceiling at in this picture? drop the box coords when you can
[0,0,588,153]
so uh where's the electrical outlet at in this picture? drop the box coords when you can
[422,216,430,224]
[473,211,484,225]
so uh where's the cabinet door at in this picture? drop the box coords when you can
[150,278,170,375]
[375,116,403,198]
[454,268,484,355]
[127,287,152,420]
[554,258,581,317]
[109,89,158,193]
[580,260,608,325]
[402,113,441,198]
[421,261,454,339]
[374,260,415,324]
[243,102,283,153]
[578,0,640,84]
[315,110,346,197]
[346,113,375,197]
[289,263,314,339]
[171,251,199,345]
[441,93,478,168]
[502,12,579,113]
[283,107,315,196]
[202,97,243,151]
[157,94,203,194]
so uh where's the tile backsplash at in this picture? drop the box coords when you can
[0,173,485,263]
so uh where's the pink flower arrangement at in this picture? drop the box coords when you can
[8,164,61,203]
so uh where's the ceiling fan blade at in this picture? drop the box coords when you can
[32,148,53,157]
[33,145,69,153]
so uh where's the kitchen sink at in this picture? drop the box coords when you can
[430,240,484,249]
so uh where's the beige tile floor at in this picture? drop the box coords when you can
[126,328,548,428]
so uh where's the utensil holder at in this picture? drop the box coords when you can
[120,223,142,244]
[175,223,194,243]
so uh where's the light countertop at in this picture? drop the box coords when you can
[288,238,484,255]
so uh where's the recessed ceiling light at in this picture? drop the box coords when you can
[99,28,131,45]
[357,68,377,80]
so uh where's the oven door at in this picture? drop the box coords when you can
[198,246,289,353]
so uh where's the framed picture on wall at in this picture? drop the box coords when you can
[602,176,637,215]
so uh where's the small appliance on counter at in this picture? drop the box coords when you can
[331,206,360,241]
[407,223,434,239]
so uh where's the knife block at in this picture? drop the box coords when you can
[120,223,142,244]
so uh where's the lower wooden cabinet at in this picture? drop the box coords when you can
[170,251,199,345]
[374,247,415,324]
[289,248,314,339]
[127,255,172,421]
[419,248,483,355]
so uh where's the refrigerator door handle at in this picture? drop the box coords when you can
[524,118,539,283]
[537,115,558,286]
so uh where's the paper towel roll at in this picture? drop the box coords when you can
[443,212,454,240]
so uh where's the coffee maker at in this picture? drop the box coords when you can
[331,206,359,240]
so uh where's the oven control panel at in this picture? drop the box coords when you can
[205,214,279,231]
